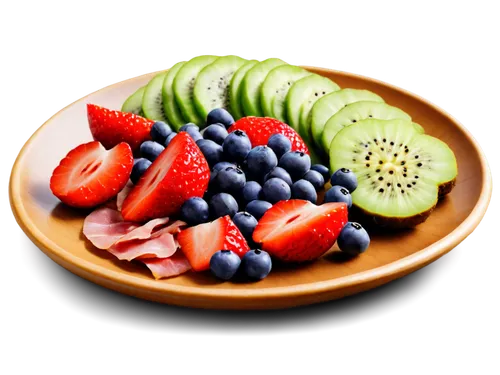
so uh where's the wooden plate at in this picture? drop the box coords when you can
[9,67,492,310]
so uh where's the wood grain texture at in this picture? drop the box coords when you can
[9,67,492,310]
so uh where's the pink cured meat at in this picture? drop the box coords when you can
[142,252,192,279]
[83,208,139,249]
[108,230,178,261]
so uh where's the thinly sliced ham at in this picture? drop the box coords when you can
[142,252,192,279]
[83,208,139,249]
[83,207,190,278]
[116,182,133,211]
[108,230,178,261]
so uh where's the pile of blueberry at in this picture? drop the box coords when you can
[210,249,272,281]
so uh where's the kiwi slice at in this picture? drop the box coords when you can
[260,65,312,121]
[310,89,384,148]
[193,55,247,122]
[229,60,259,119]
[173,55,218,125]
[330,119,457,228]
[142,72,168,122]
[122,86,146,115]
[321,101,411,152]
[286,74,340,143]
[162,61,187,130]
[240,58,286,116]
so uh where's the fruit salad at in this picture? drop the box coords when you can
[49,54,457,281]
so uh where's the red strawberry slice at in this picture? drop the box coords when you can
[177,216,250,271]
[121,132,210,222]
[87,104,154,152]
[253,200,348,262]
[228,117,309,154]
[50,141,133,208]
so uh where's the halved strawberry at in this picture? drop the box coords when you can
[121,132,210,222]
[87,104,154,152]
[253,200,348,262]
[50,141,133,208]
[228,117,309,154]
[177,216,250,271]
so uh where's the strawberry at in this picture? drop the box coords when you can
[121,132,210,222]
[50,141,133,208]
[177,216,250,271]
[253,200,348,262]
[87,104,154,152]
[228,117,309,154]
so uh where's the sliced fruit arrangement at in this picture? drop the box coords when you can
[329,119,457,228]
[50,54,459,282]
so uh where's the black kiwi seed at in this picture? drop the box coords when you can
[401,190,405,194]
[390,142,394,146]
[208,87,211,90]
[417,163,423,167]
[322,91,326,94]
[401,161,406,165]
[387,183,391,187]
[407,184,412,188]
[379,161,383,165]
[397,183,402,187]
[389,170,394,175]
[381,148,385,151]
[352,119,357,123]
[366,164,370,167]
[288,82,291,85]
[403,174,407,177]
[373,139,377,142]
[415,175,419,179]
[394,153,398,157]
[379,188,384,193]
[365,156,370,160]
[369,115,373,118]
[415,155,419,159]
[383,138,387,143]
[368,152,372,155]
[378,177,383,181]
[405,149,409,153]
[412,182,416,185]
[315,93,318,96]
[376,169,381,173]
[352,159,356,162]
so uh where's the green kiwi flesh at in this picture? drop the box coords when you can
[122,86,146,116]
[229,60,258,120]
[193,55,247,123]
[321,101,411,152]
[260,65,312,121]
[310,89,384,148]
[162,61,187,130]
[173,55,218,125]
[142,72,168,122]
[330,119,457,228]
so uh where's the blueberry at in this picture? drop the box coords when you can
[302,170,325,191]
[324,185,352,208]
[164,132,177,147]
[262,177,291,204]
[223,130,252,162]
[203,124,228,145]
[291,179,317,203]
[207,108,235,129]
[215,166,246,193]
[241,181,262,203]
[232,212,258,241]
[210,193,239,218]
[267,134,291,159]
[183,126,202,142]
[212,161,235,172]
[150,121,172,144]
[241,249,272,280]
[337,222,370,255]
[278,151,311,181]
[210,250,241,280]
[196,139,223,167]
[210,122,226,128]
[245,200,272,220]
[330,168,358,193]
[179,123,199,132]
[130,158,151,184]
[311,164,330,182]
[180,197,210,226]
[140,141,165,162]
[264,167,293,186]
[245,146,278,178]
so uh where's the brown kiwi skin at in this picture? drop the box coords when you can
[349,177,456,230]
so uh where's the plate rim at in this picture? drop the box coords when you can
[9,67,493,304]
